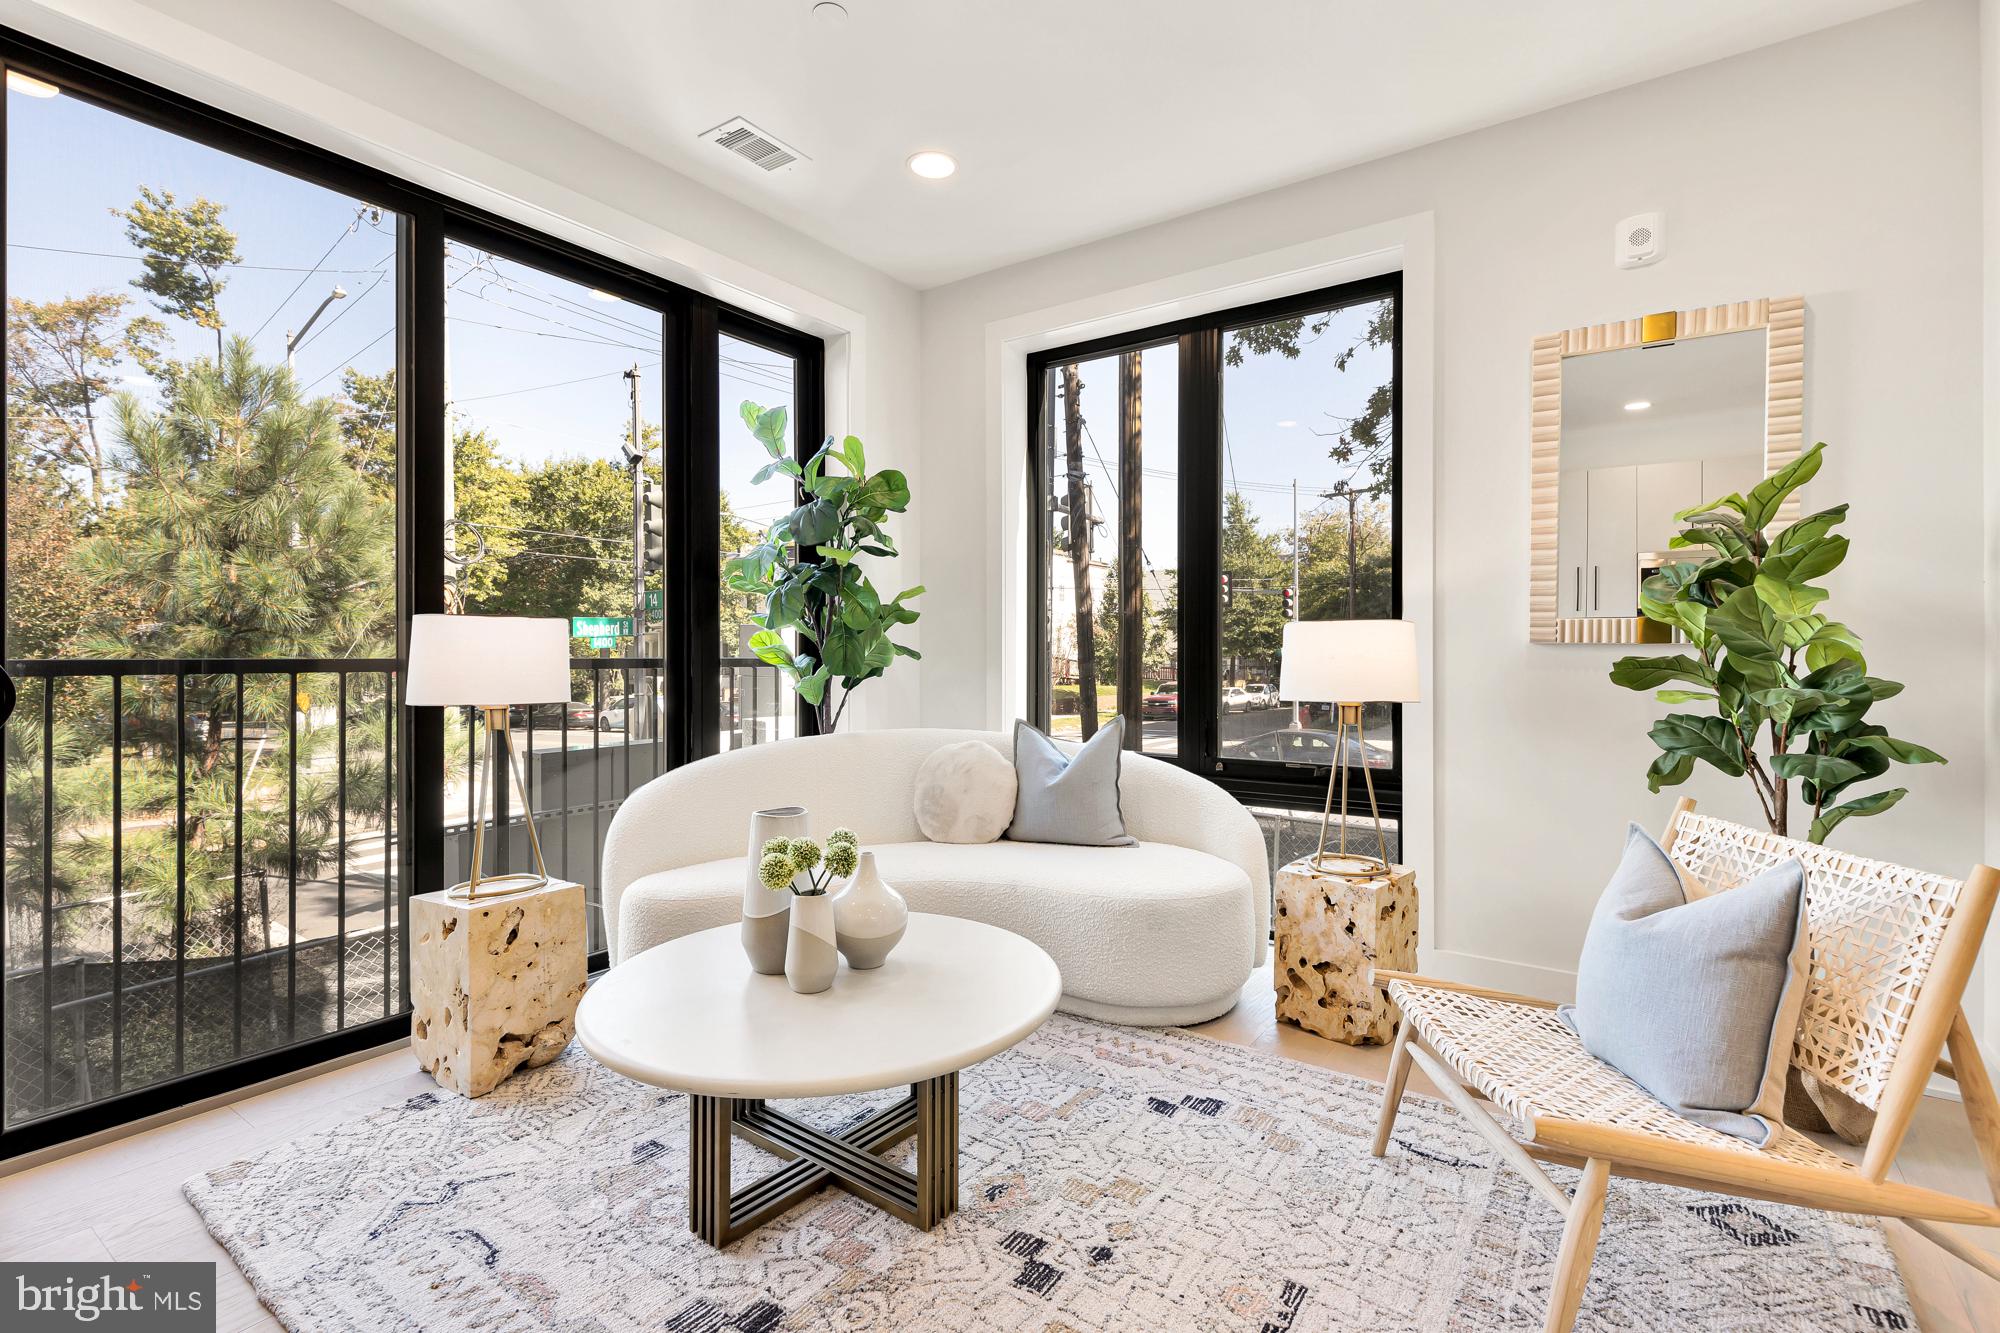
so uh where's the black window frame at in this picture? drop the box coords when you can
[1026,272,1403,818]
[0,26,824,1159]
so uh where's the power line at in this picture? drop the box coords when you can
[299,328,392,393]
[8,241,389,274]
[451,361,659,406]
[247,212,363,343]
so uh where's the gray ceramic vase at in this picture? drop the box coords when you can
[742,806,806,974]
[785,890,838,994]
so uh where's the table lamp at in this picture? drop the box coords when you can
[406,614,571,901]
[1277,619,1420,880]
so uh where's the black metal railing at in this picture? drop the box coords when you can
[0,656,399,1131]
[2,653,789,1133]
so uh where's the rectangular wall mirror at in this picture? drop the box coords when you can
[1529,297,1804,644]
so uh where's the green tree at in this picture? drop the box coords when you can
[719,491,761,654]
[1298,496,1394,621]
[114,187,240,364]
[339,366,398,501]
[1220,490,1287,682]
[66,338,395,924]
[447,424,527,613]
[5,292,165,515]
[483,455,630,621]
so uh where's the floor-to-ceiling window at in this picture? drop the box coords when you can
[441,237,668,955]
[717,328,800,751]
[0,33,826,1157]
[2,61,405,1134]
[1035,343,1178,754]
[1030,275,1401,879]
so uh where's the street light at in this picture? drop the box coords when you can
[285,285,347,371]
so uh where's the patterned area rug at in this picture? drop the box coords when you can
[186,1015,1911,1332]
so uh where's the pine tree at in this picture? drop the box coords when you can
[65,338,395,930]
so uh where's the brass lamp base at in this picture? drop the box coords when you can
[1311,701,1393,882]
[454,705,551,903]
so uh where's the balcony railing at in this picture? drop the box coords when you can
[2,653,787,1133]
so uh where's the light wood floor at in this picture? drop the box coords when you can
[2,964,1994,1331]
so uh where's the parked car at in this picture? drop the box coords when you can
[1242,683,1275,709]
[1141,682,1179,719]
[1221,686,1253,714]
[1235,727,1391,768]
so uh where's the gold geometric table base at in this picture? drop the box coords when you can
[688,1071,959,1247]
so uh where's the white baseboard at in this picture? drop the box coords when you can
[1418,947,1578,1005]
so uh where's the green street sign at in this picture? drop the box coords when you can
[571,616,633,638]
[586,635,618,650]
[644,588,663,615]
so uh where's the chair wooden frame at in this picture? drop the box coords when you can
[1371,797,2000,1333]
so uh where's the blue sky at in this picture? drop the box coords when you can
[1052,299,1393,577]
[7,80,797,543]
[10,78,1384,586]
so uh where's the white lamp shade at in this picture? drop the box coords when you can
[404,615,572,707]
[1278,619,1421,704]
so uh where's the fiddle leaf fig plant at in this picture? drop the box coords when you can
[724,402,922,733]
[1609,441,1942,843]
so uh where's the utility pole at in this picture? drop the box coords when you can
[1291,478,1302,728]
[623,364,646,642]
[1328,479,1363,618]
[1118,351,1143,751]
[284,285,346,372]
[1062,364,1098,739]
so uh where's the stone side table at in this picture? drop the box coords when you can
[1273,857,1417,1046]
[410,879,587,1097]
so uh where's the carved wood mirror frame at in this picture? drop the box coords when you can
[1529,295,1805,645]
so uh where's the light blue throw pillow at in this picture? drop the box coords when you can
[1006,718,1135,847]
[1558,824,1809,1145]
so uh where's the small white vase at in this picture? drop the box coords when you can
[832,852,907,969]
[743,806,806,974]
[785,891,838,994]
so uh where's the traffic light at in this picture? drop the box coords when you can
[1220,572,1232,608]
[1282,585,1296,618]
[643,480,666,570]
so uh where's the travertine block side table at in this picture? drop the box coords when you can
[410,878,587,1097]
[1272,857,1417,1046]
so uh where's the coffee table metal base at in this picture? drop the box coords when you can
[688,1071,959,1247]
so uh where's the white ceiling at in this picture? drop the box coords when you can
[334,0,1909,289]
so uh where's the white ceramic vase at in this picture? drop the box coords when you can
[785,891,838,994]
[743,806,806,974]
[832,851,907,969]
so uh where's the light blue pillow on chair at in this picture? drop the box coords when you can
[1558,823,1810,1145]
[1006,718,1135,847]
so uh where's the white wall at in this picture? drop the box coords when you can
[2,0,929,728]
[919,0,1987,998]
[1981,0,2000,1043]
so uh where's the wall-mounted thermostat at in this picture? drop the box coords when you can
[1614,212,1665,269]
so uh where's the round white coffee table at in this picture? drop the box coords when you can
[577,912,1061,1246]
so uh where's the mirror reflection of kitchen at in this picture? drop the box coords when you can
[1557,330,1766,618]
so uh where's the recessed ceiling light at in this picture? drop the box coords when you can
[6,71,61,98]
[1624,400,1652,412]
[907,151,956,180]
[1275,419,1298,428]
[588,289,620,302]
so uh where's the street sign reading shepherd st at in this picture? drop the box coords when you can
[571,616,633,638]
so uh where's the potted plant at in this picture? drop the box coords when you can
[758,829,861,993]
[724,403,922,733]
[1609,442,1943,842]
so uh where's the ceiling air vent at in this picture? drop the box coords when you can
[700,117,807,173]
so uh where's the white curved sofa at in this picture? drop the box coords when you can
[602,728,1268,1026]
